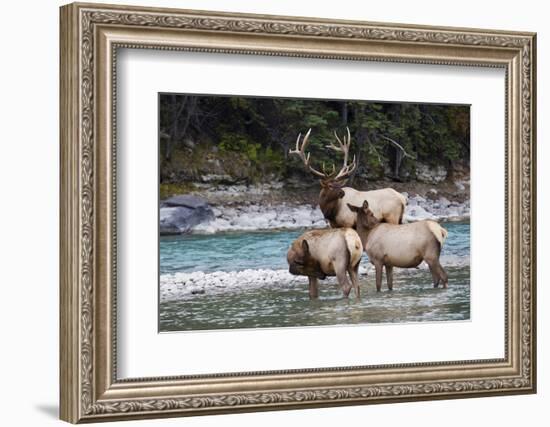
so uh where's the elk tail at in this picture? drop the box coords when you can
[344,229,363,268]
[397,191,408,207]
[395,190,407,224]
[427,221,448,249]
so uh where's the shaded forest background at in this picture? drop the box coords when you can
[159,94,470,198]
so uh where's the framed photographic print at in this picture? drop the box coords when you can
[60,2,537,423]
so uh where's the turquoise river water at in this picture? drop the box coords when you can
[159,222,470,331]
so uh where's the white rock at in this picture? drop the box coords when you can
[193,203,326,233]
[438,197,451,207]
[404,205,437,222]
[416,162,448,184]
[415,195,427,203]
[190,194,470,234]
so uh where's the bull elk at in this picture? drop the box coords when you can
[289,128,406,228]
[348,200,448,291]
[287,228,363,299]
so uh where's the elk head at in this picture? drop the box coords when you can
[289,128,357,224]
[287,239,326,279]
[347,200,380,234]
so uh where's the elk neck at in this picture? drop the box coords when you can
[355,216,381,247]
[318,184,345,223]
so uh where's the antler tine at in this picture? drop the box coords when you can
[334,130,344,147]
[334,130,356,181]
[328,128,352,150]
[327,130,344,152]
[288,129,331,179]
[321,162,337,178]
[334,155,357,181]
[294,132,302,151]
[289,128,356,181]
[321,128,357,181]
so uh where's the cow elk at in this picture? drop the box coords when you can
[287,228,363,299]
[289,128,406,228]
[348,200,448,291]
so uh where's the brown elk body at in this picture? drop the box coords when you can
[320,183,406,228]
[348,200,448,291]
[290,128,406,228]
[287,228,363,299]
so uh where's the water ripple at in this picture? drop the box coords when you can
[159,222,470,331]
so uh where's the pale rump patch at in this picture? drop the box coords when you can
[344,229,363,267]
[426,221,448,247]
[395,191,408,207]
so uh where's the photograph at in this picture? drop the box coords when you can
[158,94,471,332]
[57,2,536,422]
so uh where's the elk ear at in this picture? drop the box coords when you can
[338,189,345,198]
[347,203,360,213]
[302,239,310,255]
[362,200,369,210]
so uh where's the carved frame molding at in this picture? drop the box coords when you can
[60,2,536,423]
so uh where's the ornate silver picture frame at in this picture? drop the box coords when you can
[60,2,536,423]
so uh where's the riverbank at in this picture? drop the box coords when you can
[160,178,470,234]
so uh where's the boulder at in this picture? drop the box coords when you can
[160,195,214,235]
[438,197,451,207]
[162,194,209,209]
[454,181,466,191]
[426,189,439,201]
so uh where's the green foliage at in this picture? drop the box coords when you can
[219,134,249,153]
[160,94,470,183]
[159,182,196,199]
[258,146,285,174]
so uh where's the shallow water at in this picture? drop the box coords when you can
[159,222,470,332]
[160,229,305,274]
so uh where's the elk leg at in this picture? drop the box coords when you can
[374,264,383,292]
[347,264,361,298]
[308,276,319,299]
[336,269,352,298]
[435,262,448,289]
[426,259,441,288]
[385,265,394,291]
[430,266,440,287]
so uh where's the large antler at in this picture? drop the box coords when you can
[326,127,357,181]
[289,129,337,180]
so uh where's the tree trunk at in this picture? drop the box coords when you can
[349,126,366,185]
[393,148,403,179]
[165,95,191,162]
[340,102,348,126]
